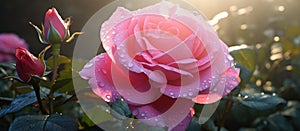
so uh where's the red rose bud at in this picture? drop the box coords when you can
[43,8,69,43]
[16,48,45,82]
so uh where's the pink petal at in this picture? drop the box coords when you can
[79,53,121,102]
[192,67,240,104]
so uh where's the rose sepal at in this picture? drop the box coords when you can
[29,22,48,44]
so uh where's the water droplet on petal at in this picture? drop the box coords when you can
[100,83,105,87]
[102,69,107,74]
[188,92,193,96]
[128,63,133,68]
[106,95,111,100]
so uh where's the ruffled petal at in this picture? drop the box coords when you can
[79,54,121,102]
[193,66,240,104]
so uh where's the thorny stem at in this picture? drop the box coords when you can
[49,43,61,114]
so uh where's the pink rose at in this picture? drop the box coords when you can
[16,48,45,83]
[0,33,28,62]
[80,1,240,130]
[43,8,69,43]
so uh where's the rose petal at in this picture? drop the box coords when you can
[101,7,132,60]
[192,66,240,104]
[79,54,121,102]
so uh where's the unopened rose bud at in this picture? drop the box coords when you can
[43,8,69,43]
[16,48,45,82]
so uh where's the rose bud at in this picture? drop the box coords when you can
[16,48,45,82]
[43,8,69,44]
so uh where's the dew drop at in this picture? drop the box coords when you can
[106,95,111,100]
[120,54,125,58]
[182,93,187,97]
[102,69,107,74]
[188,92,193,96]
[170,92,174,96]
[128,63,133,68]
[100,83,105,87]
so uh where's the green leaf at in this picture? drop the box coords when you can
[239,94,286,110]
[110,99,131,118]
[187,117,201,131]
[201,118,217,131]
[235,64,252,84]
[229,46,256,72]
[266,114,294,131]
[14,86,34,94]
[9,114,78,131]
[83,105,113,125]
[0,91,46,117]
[285,24,300,39]
[81,113,96,127]
[53,78,73,92]
[47,55,71,69]
[0,62,16,70]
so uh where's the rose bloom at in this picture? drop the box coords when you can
[16,48,45,83]
[0,33,28,62]
[80,1,240,130]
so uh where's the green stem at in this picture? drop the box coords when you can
[49,43,61,114]
[31,80,48,114]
